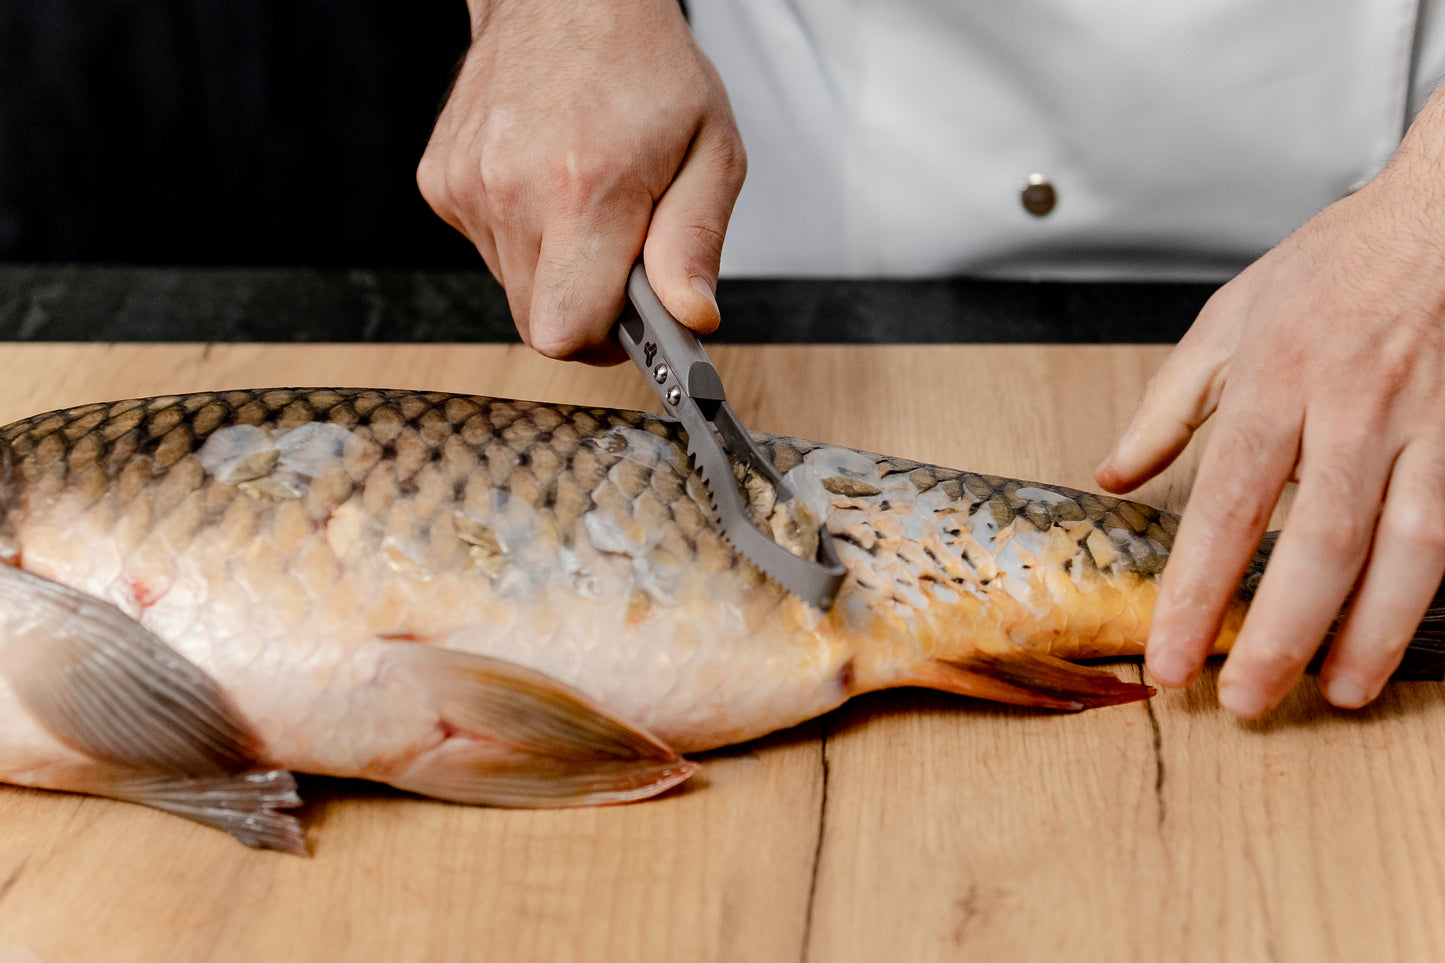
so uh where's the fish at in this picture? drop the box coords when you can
[0,388,1438,855]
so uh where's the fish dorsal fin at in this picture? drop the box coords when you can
[0,565,305,854]
[383,645,696,807]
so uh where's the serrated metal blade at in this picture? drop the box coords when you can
[615,260,845,610]
[673,398,846,611]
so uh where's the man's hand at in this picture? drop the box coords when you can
[418,0,745,363]
[1096,90,1445,717]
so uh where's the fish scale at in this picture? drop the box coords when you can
[0,388,1435,854]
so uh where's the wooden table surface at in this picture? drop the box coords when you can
[0,343,1440,963]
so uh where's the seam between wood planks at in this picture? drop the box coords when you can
[1141,664,1166,828]
[798,718,830,963]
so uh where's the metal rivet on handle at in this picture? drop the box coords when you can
[666,386,683,406]
[653,363,670,384]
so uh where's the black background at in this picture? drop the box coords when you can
[1,1,473,268]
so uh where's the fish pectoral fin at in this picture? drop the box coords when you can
[0,565,261,772]
[0,565,305,852]
[914,649,1153,711]
[69,765,306,856]
[384,644,697,807]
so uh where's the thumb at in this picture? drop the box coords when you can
[1095,301,1241,493]
[642,128,747,336]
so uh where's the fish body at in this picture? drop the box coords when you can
[0,389,1409,852]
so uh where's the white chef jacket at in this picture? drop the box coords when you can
[690,1,1445,279]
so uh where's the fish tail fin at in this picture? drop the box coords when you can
[384,645,697,807]
[909,648,1153,711]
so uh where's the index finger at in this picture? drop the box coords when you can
[1145,402,1300,690]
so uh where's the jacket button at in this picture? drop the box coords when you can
[1021,174,1057,216]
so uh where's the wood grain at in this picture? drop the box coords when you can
[0,343,1436,963]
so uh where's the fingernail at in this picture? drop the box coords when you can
[690,276,719,313]
[1217,680,1267,718]
[1147,647,1196,688]
[1325,675,1368,709]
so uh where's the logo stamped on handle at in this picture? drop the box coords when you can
[643,342,658,368]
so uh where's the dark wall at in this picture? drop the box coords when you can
[0,1,476,268]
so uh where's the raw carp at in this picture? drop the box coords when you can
[0,389,1436,854]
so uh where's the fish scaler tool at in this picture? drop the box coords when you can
[616,261,846,611]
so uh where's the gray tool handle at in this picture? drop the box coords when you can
[616,262,725,411]
[614,260,846,611]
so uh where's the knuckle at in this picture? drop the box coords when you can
[1296,463,1377,559]
[1188,281,1253,344]
[1373,333,1420,390]
[1141,354,1231,436]
[1199,475,1274,536]
[446,179,490,229]
[1310,510,1375,561]
[1380,485,1445,550]
[543,150,625,219]
[417,150,464,219]
[415,151,443,198]
[1197,279,1248,320]
[1411,523,1445,558]
[710,131,748,184]
[1385,514,1445,558]
[1305,456,1370,505]
[1240,636,1313,680]
[677,220,728,258]
[477,147,527,204]
[1386,305,1445,360]
[1213,420,1286,477]
[1193,442,1282,532]
[1366,632,1414,665]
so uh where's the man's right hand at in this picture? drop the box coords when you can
[417,0,746,363]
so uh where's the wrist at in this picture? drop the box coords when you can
[465,0,686,34]
[1372,86,1445,227]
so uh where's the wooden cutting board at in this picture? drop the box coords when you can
[0,342,1438,962]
